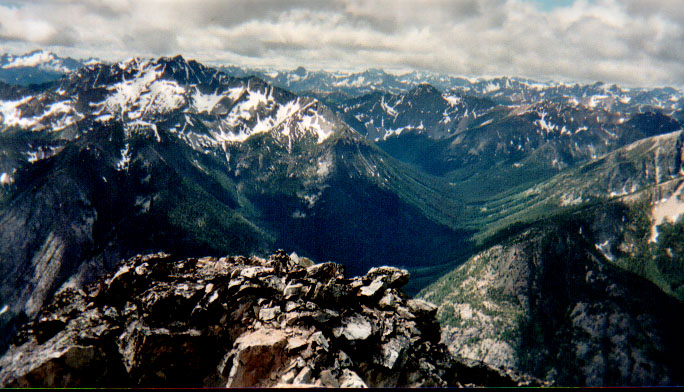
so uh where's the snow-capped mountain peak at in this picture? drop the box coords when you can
[2,50,57,70]
[0,55,347,156]
[0,50,88,85]
[0,49,85,73]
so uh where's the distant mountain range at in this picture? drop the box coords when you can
[1,52,683,386]
[220,64,683,113]
[221,64,683,195]
[0,50,97,86]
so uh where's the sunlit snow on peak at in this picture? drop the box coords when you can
[192,89,224,114]
[102,64,186,120]
[3,50,55,69]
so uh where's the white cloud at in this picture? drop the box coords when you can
[0,0,682,87]
[0,5,57,43]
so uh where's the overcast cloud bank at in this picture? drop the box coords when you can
[0,0,682,87]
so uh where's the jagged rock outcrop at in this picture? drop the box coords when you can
[0,251,536,388]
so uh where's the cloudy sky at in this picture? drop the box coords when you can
[0,0,682,87]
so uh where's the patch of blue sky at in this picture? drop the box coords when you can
[523,0,591,12]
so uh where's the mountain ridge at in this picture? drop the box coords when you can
[0,55,472,355]
[1,53,684,387]
[0,50,88,86]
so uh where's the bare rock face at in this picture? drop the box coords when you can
[0,251,535,388]
[422,226,684,386]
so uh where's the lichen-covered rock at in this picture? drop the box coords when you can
[0,251,536,388]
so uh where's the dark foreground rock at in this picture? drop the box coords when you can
[0,251,539,387]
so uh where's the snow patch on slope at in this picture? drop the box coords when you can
[215,95,304,144]
[595,240,615,261]
[225,87,274,125]
[299,111,335,144]
[587,95,609,109]
[380,96,398,117]
[317,154,333,177]
[0,96,33,128]
[535,110,559,134]
[117,143,131,172]
[0,172,13,185]
[254,99,302,135]
[192,89,223,113]
[651,182,684,242]
[27,146,63,163]
[444,95,461,107]
[227,87,246,101]
[0,96,82,131]
[484,82,500,93]
[103,63,186,119]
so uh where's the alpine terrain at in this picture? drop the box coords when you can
[0,51,683,387]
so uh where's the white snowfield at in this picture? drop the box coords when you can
[191,89,224,114]
[99,61,186,119]
[651,181,684,243]
[0,95,83,132]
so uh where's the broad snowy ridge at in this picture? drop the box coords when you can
[0,56,341,149]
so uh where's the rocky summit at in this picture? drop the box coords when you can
[0,251,537,388]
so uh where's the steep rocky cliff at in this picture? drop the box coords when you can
[421,219,684,386]
[0,251,536,388]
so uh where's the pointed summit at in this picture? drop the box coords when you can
[293,66,307,77]
[407,83,441,97]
